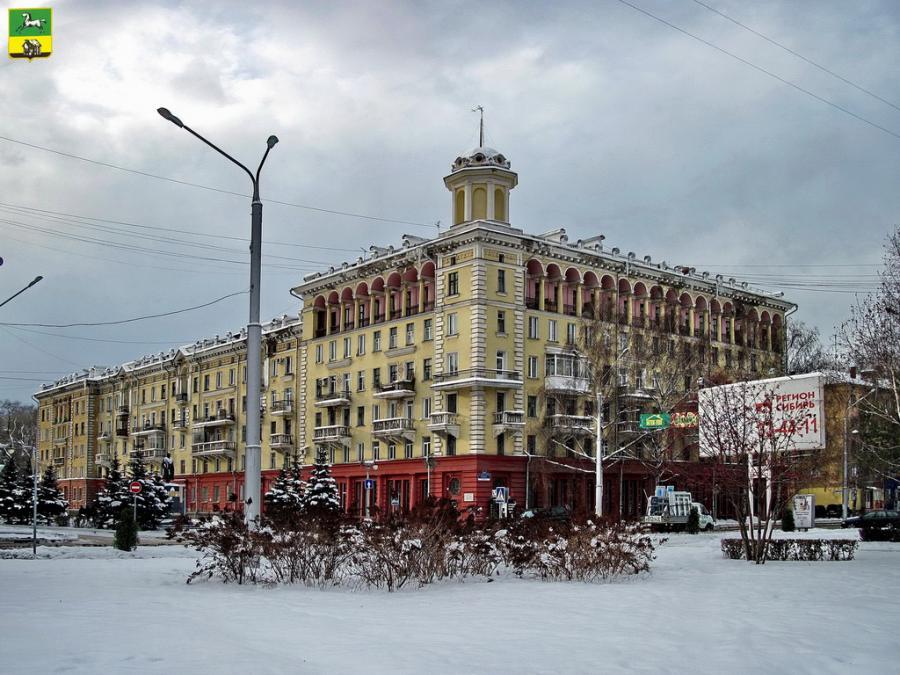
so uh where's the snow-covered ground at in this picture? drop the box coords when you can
[1,531,896,673]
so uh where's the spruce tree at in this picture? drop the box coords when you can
[0,458,20,524]
[265,459,306,519]
[13,459,36,525]
[127,453,170,530]
[301,447,340,514]
[92,455,130,528]
[114,506,139,551]
[37,466,68,525]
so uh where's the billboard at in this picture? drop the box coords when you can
[699,372,826,453]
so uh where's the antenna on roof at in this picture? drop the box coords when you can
[472,105,484,147]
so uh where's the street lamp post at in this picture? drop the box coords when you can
[157,107,278,527]
[595,346,629,518]
[0,275,43,309]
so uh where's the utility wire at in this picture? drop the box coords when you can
[3,326,196,345]
[0,290,246,328]
[690,0,900,114]
[614,0,900,141]
[0,134,436,229]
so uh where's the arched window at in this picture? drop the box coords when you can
[494,188,506,221]
[454,190,465,225]
[472,187,487,220]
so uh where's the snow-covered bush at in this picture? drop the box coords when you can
[720,538,858,561]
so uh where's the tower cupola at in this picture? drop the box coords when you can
[444,107,518,226]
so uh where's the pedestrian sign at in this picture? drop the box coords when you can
[493,487,509,503]
[639,413,670,430]
[364,479,375,490]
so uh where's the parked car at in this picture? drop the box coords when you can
[520,505,571,521]
[841,510,900,529]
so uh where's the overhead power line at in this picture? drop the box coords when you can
[691,0,900,114]
[0,290,247,328]
[614,0,900,142]
[4,326,197,345]
[0,134,436,229]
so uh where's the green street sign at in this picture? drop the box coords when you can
[640,413,670,430]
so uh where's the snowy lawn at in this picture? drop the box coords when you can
[1,532,896,674]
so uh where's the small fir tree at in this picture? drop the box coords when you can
[301,447,340,515]
[686,506,700,535]
[37,466,68,524]
[264,459,306,518]
[114,507,139,551]
[92,455,130,528]
[0,458,22,524]
[782,508,796,532]
[13,459,36,525]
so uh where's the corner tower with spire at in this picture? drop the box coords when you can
[444,106,518,227]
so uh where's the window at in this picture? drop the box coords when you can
[357,443,365,462]
[422,397,432,419]
[373,368,381,388]
[497,269,506,293]
[405,323,415,345]
[373,330,382,352]
[527,395,537,418]
[405,361,415,380]
[216,372,222,389]
[389,327,398,349]
[528,316,539,339]
[405,442,414,459]
[315,344,323,363]
[448,271,459,295]
[203,375,210,392]
[527,435,536,455]
[357,406,365,426]
[284,357,292,375]
[446,436,457,456]
[357,334,366,356]
[496,351,507,371]
[527,356,538,379]
[329,340,337,361]
[447,352,459,374]
[424,318,433,341]
[566,323,576,345]
[422,437,431,457]
[357,370,365,391]
[497,433,505,456]
[446,393,458,414]
[373,442,381,461]
[343,337,352,358]
[388,443,396,460]
[423,358,432,381]
[229,368,236,386]
[497,311,506,334]
[548,320,558,342]
[343,446,351,464]
[447,312,458,336]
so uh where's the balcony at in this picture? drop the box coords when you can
[431,369,522,391]
[115,425,129,437]
[492,410,525,436]
[313,425,351,445]
[618,385,655,401]
[172,414,189,429]
[270,433,293,449]
[427,412,460,437]
[546,415,595,437]
[131,421,165,436]
[269,400,294,415]
[315,389,351,407]
[53,455,65,466]
[544,354,591,394]
[95,451,112,469]
[53,436,67,446]
[192,410,236,428]
[373,377,416,399]
[133,447,167,463]
[176,392,188,403]
[191,440,237,458]
[97,430,111,441]
[116,405,129,416]
[373,417,415,441]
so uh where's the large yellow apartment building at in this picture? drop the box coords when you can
[37,141,793,517]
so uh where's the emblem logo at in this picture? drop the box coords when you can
[9,8,52,60]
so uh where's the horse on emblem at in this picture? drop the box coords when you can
[16,12,48,33]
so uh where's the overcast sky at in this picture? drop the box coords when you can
[1,0,897,402]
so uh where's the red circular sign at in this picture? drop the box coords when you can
[129,481,142,494]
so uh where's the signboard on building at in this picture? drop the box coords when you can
[793,494,815,530]
[476,471,491,481]
[640,413,670,430]
[699,373,826,454]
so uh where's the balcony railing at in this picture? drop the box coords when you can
[269,400,293,415]
[192,411,236,427]
[116,405,129,416]
[270,433,293,448]
[53,456,65,466]
[431,369,522,389]
[373,417,415,438]
[95,452,112,468]
[97,431,111,441]
[176,392,188,403]
[493,410,525,427]
[191,440,237,457]
[172,415,189,429]
[525,297,539,310]
[427,412,460,437]
[131,421,165,435]
[374,377,416,399]
[313,425,351,443]
[546,415,595,434]
[315,389,351,406]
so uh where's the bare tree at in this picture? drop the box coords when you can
[699,379,822,563]
[787,321,836,375]
[1,400,37,468]
[841,227,900,480]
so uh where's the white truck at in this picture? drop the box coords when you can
[641,490,715,532]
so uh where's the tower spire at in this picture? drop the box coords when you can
[472,105,484,147]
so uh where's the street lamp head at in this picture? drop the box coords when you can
[157,107,184,128]
[266,135,279,149]
[28,275,43,287]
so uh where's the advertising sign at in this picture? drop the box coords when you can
[699,373,826,453]
[792,494,815,530]
[640,413,670,430]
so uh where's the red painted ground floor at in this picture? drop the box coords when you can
[60,457,743,521]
